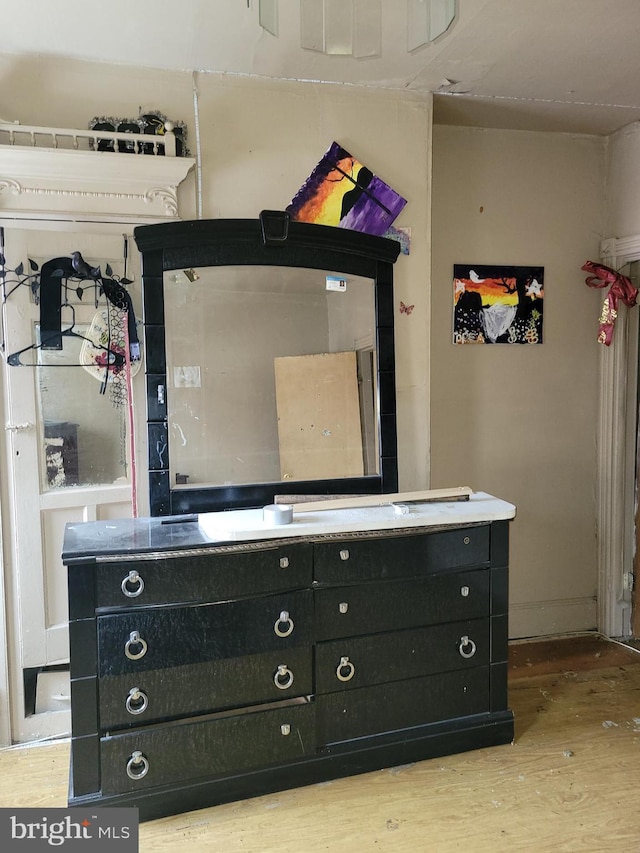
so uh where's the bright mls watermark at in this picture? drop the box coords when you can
[0,808,138,850]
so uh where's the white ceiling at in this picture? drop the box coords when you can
[2,0,640,135]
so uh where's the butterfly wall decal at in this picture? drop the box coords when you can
[400,301,415,315]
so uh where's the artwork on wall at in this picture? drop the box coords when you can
[386,224,411,254]
[287,141,406,238]
[453,264,544,345]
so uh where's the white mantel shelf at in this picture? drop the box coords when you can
[0,124,195,224]
[198,491,516,543]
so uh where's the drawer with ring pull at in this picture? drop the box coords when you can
[314,525,490,585]
[99,645,313,729]
[315,569,489,641]
[100,699,316,795]
[315,618,490,694]
[95,542,313,610]
[96,589,313,677]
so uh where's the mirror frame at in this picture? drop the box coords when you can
[134,214,400,515]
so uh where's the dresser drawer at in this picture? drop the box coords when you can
[315,618,489,694]
[317,667,490,745]
[315,569,489,640]
[314,525,490,585]
[99,646,313,729]
[100,700,316,794]
[97,590,313,676]
[95,542,313,609]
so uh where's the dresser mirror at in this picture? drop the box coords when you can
[134,215,400,515]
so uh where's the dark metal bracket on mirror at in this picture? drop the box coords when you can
[134,212,400,516]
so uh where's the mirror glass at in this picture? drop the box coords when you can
[163,264,378,490]
[35,322,131,490]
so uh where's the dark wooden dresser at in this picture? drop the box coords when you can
[64,492,515,820]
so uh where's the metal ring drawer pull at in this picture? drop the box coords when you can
[126,750,149,781]
[125,687,149,715]
[121,570,144,598]
[336,656,355,682]
[274,610,294,638]
[124,631,148,660]
[458,636,477,659]
[274,664,294,690]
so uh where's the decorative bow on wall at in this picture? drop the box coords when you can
[582,261,638,346]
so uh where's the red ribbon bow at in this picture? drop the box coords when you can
[582,260,638,345]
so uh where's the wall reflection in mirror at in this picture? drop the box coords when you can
[163,265,379,489]
[36,325,129,490]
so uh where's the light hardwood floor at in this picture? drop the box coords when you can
[1,635,639,852]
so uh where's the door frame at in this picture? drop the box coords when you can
[0,375,12,745]
[0,221,148,743]
[595,236,640,638]
[0,129,194,743]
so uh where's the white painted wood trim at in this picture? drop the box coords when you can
[9,710,70,745]
[601,235,640,259]
[38,483,132,511]
[0,121,179,157]
[596,236,640,637]
[0,454,12,746]
[0,124,194,744]
[0,142,195,223]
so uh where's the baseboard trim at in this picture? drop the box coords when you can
[509,597,596,639]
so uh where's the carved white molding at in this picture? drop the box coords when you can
[0,178,21,194]
[0,138,194,224]
[601,234,640,259]
[145,187,179,217]
[0,180,181,218]
[595,236,640,637]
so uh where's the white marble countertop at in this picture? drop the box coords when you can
[197,491,516,543]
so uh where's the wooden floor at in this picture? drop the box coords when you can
[1,634,639,852]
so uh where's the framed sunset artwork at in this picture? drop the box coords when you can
[453,264,544,345]
[287,141,406,238]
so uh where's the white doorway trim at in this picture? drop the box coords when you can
[596,235,640,637]
[0,421,12,745]
[0,125,194,744]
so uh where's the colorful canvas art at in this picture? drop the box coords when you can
[287,141,407,237]
[453,264,544,345]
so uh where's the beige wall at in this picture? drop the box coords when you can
[605,121,640,237]
[431,126,605,638]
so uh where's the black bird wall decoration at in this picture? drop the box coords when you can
[71,251,101,281]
